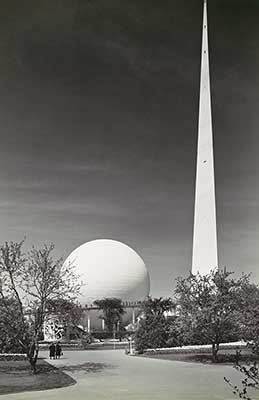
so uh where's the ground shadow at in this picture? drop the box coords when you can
[59,362,116,374]
[0,360,76,395]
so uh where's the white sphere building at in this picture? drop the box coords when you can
[64,239,150,305]
[44,239,150,339]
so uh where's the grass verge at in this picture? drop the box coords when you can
[139,349,259,365]
[0,358,76,395]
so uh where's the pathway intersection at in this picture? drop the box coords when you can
[0,349,254,400]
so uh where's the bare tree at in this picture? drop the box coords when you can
[0,240,80,373]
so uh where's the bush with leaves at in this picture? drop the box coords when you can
[134,297,175,353]
[238,283,259,356]
[166,316,187,347]
[134,314,172,353]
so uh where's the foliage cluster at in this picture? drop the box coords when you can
[93,297,125,335]
[134,297,175,353]
[0,240,80,373]
[174,269,250,361]
[134,269,259,364]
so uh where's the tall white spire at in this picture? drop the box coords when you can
[192,0,218,274]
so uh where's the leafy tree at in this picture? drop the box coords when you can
[134,297,174,353]
[174,269,249,362]
[140,296,174,316]
[0,240,80,373]
[94,298,125,335]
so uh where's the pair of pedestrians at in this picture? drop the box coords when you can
[49,342,62,359]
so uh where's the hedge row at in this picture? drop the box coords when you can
[144,342,247,355]
[0,353,27,361]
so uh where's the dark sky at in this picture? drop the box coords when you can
[0,0,259,297]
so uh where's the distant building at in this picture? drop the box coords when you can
[43,301,142,341]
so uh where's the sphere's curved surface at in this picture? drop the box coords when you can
[64,239,150,305]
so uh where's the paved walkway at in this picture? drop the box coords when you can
[0,350,255,400]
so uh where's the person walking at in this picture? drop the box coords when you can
[49,342,55,359]
[55,342,62,359]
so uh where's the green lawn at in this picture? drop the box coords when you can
[0,358,75,395]
[140,348,258,364]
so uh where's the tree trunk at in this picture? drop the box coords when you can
[28,356,37,374]
[27,341,39,374]
[113,324,116,340]
[66,323,71,341]
[212,343,219,363]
